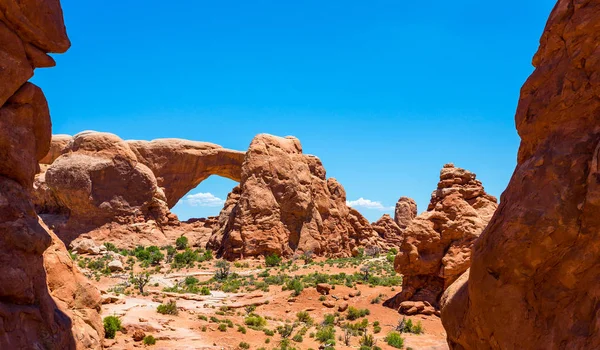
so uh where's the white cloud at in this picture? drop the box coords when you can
[185,192,225,207]
[346,198,392,211]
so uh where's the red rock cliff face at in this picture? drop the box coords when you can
[0,2,103,349]
[441,1,600,348]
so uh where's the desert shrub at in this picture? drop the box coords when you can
[239,342,250,349]
[360,333,376,347]
[218,323,227,332]
[103,316,121,339]
[296,311,313,324]
[322,314,336,326]
[237,325,247,334]
[292,334,303,342]
[200,286,211,295]
[245,314,267,328]
[215,260,230,281]
[265,253,282,267]
[175,236,188,250]
[315,326,336,343]
[302,250,314,264]
[285,278,304,296]
[157,300,178,315]
[143,335,156,345]
[104,242,119,252]
[264,328,275,336]
[347,307,370,320]
[385,331,405,348]
[397,316,423,334]
[173,249,199,267]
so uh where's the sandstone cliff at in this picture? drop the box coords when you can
[442,1,600,348]
[385,164,497,313]
[0,1,102,348]
[208,134,386,259]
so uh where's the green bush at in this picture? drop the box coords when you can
[292,334,303,342]
[296,311,313,324]
[265,253,282,267]
[285,278,304,296]
[397,317,423,334]
[103,316,121,339]
[143,335,156,345]
[238,325,247,334]
[264,328,275,336]
[245,314,267,328]
[157,300,178,315]
[200,286,211,295]
[385,331,405,348]
[175,236,188,250]
[239,342,250,349]
[104,242,119,252]
[323,314,335,326]
[315,326,335,343]
[347,307,370,320]
[218,323,227,332]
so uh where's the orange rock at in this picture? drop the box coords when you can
[442,2,600,349]
[385,164,497,311]
[208,134,386,259]
[316,283,332,295]
[132,330,146,342]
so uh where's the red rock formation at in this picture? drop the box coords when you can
[371,214,404,247]
[208,134,385,259]
[385,164,497,312]
[442,2,600,348]
[0,1,103,348]
[128,138,245,208]
[394,197,417,229]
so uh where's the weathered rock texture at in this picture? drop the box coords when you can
[442,2,600,348]
[394,197,417,230]
[371,214,404,247]
[208,134,385,259]
[0,1,103,348]
[34,132,244,246]
[128,138,245,208]
[385,164,497,311]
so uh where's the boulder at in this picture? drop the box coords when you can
[108,260,124,272]
[442,2,600,349]
[385,164,497,311]
[316,283,332,295]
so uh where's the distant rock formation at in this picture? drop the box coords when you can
[442,2,600,348]
[34,132,244,245]
[384,164,497,313]
[0,0,102,348]
[394,197,417,229]
[208,134,386,259]
[128,138,245,208]
[371,214,404,247]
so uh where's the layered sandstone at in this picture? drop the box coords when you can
[208,134,385,259]
[442,2,600,348]
[371,214,404,247]
[385,164,497,312]
[0,1,103,348]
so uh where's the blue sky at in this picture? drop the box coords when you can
[33,0,557,222]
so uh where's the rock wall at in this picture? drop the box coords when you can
[208,134,386,259]
[385,164,497,312]
[0,1,103,348]
[442,1,600,348]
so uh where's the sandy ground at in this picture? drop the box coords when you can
[91,257,448,350]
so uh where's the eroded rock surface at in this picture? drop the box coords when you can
[0,1,103,348]
[208,134,385,259]
[442,2,600,348]
[371,214,404,247]
[385,164,497,311]
[394,197,417,230]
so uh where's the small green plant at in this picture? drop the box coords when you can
[264,328,275,336]
[285,278,304,296]
[238,325,247,334]
[143,335,156,345]
[319,295,326,301]
[175,236,188,250]
[245,314,267,328]
[157,300,178,315]
[130,271,151,294]
[215,260,230,281]
[385,331,405,348]
[397,316,423,334]
[347,307,370,320]
[322,314,335,326]
[296,311,313,324]
[292,334,303,342]
[265,253,282,267]
[200,286,211,295]
[315,326,336,343]
[239,342,250,349]
[218,323,227,332]
[103,316,121,339]
[360,333,376,347]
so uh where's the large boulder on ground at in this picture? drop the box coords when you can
[208,134,385,259]
[442,2,600,349]
[384,164,497,311]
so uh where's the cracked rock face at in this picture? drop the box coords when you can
[441,1,600,349]
[384,164,497,312]
[208,134,386,259]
